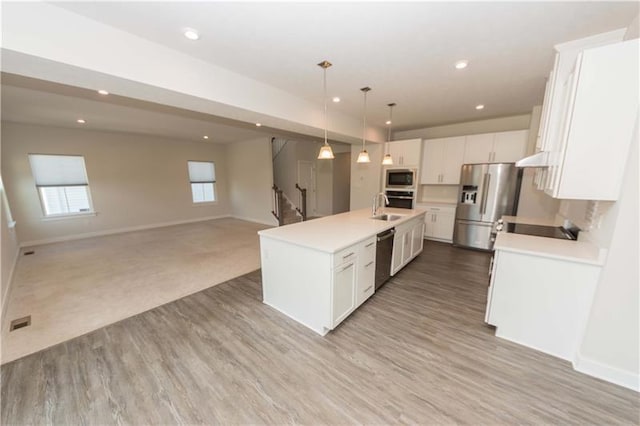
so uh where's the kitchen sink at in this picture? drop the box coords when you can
[370,214,403,222]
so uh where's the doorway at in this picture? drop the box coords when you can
[297,160,317,216]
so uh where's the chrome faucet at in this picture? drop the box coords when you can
[372,192,389,216]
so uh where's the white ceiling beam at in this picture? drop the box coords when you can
[1,1,386,145]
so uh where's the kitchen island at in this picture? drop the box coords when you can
[258,208,426,335]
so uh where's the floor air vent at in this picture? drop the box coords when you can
[9,316,31,332]
[24,251,35,256]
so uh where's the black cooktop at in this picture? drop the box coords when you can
[505,223,578,240]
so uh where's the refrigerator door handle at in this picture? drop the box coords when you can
[480,173,491,215]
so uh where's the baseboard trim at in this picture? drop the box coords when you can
[20,215,232,248]
[231,215,278,227]
[574,351,640,392]
[1,243,20,324]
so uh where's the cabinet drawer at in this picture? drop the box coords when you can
[360,237,376,264]
[333,245,358,268]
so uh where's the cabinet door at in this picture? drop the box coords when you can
[411,222,425,257]
[402,229,412,264]
[464,134,494,164]
[332,261,356,327]
[441,136,467,184]
[389,139,422,166]
[493,130,528,163]
[433,212,456,241]
[420,139,444,184]
[391,232,404,275]
[423,211,435,238]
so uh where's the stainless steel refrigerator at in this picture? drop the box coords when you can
[453,163,522,251]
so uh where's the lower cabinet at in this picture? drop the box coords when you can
[485,248,601,361]
[356,238,376,308]
[419,204,457,243]
[331,260,357,327]
[391,215,426,275]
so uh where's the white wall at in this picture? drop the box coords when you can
[2,122,231,245]
[350,143,383,210]
[332,152,351,214]
[227,137,277,226]
[1,184,19,321]
[575,116,639,390]
[394,114,532,140]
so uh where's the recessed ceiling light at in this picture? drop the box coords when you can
[256,123,262,127]
[97,89,109,95]
[184,28,200,40]
[455,60,469,70]
[77,119,86,124]
[475,104,485,110]
[203,135,209,139]
[332,97,341,103]
[385,120,392,125]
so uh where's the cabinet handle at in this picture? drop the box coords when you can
[365,242,374,248]
[364,285,373,293]
[488,256,494,277]
[342,252,355,260]
[365,261,374,267]
[341,263,354,272]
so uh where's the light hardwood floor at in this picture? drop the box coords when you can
[1,218,269,364]
[2,241,637,424]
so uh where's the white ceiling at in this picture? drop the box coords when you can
[53,1,638,131]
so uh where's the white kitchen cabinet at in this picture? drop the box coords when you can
[420,204,456,242]
[492,130,528,163]
[541,39,639,200]
[485,248,601,361]
[391,215,424,275]
[464,131,528,164]
[356,238,376,308]
[420,136,466,184]
[386,138,422,167]
[331,260,356,327]
[464,133,495,164]
[411,221,425,255]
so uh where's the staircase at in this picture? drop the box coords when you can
[281,198,302,225]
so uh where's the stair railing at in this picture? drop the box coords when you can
[271,185,285,226]
[295,183,307,222]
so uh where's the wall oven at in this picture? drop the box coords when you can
[385,190,415,209]
[385,168,416,190]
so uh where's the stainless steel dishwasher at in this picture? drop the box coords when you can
[375,228,395,290]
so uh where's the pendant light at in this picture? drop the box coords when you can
[357,87,371,163]
[317,60,335,160]
[382,102,396,165]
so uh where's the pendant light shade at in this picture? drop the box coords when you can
[382,102,396,165]
[317,60,335,160]
[357,86,372,163]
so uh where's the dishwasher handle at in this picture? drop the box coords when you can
[377,229,396,242]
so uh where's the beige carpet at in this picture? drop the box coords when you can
[1,218,270,364]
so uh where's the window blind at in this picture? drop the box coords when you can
[188,161,215,183]
[28,154,88,187]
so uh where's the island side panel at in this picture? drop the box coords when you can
[260,236,332,335]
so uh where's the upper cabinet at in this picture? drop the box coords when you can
[420,136,465,184]
[464,131,528,164]
[386,139,422,167]
[533,30,637,200]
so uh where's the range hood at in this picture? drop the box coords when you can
[515,151,550,168]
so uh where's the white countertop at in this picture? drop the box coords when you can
[494,216,606,266]
[258,208,426,253]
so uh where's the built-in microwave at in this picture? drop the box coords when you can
[385,168,417,190]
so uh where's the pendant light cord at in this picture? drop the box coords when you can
[362,90,367,151]
[323,67,328,146]
[387,104,394,142]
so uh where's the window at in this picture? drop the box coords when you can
[188,161,216,203]
[28,154,93,217]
